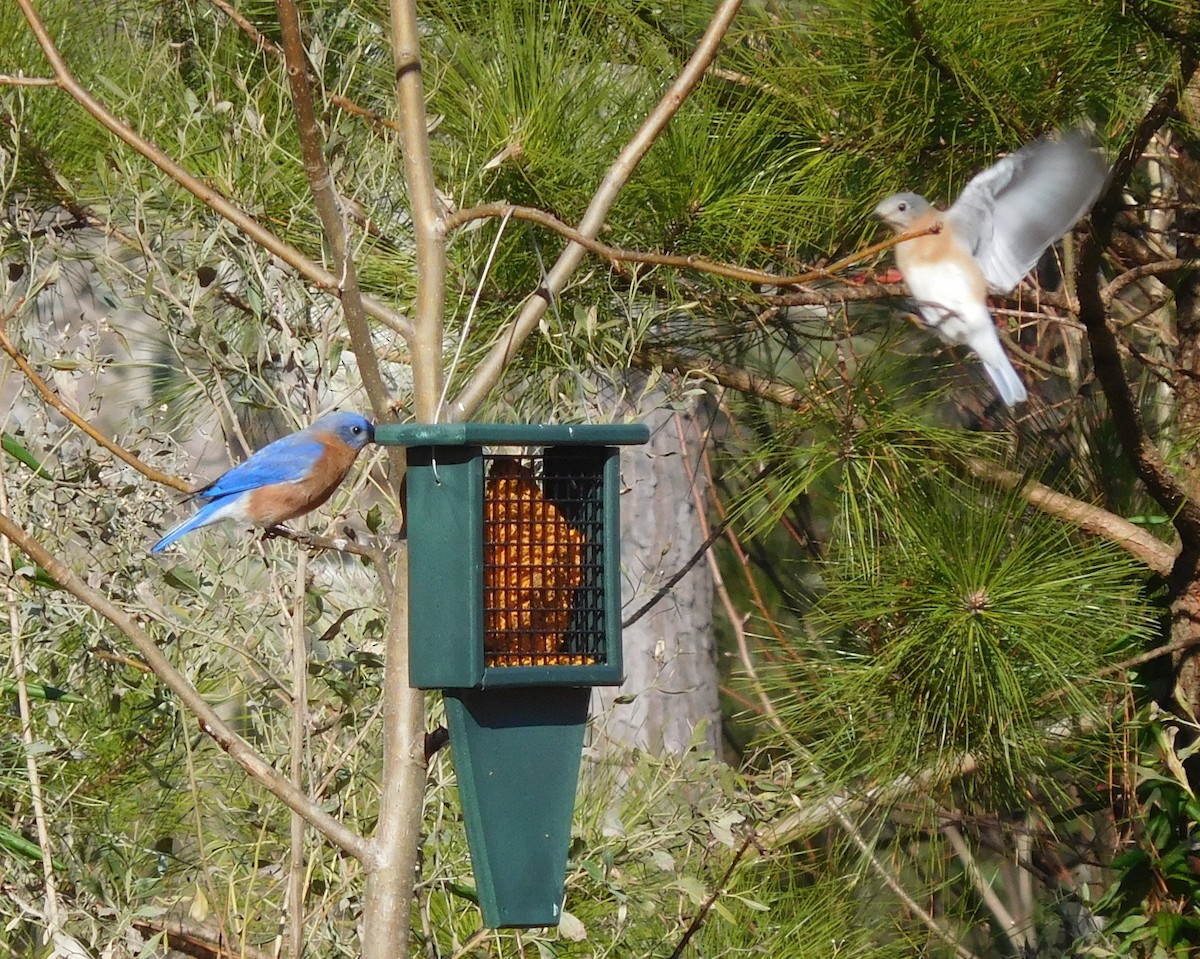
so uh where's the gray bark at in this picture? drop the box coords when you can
[589,399,720,758]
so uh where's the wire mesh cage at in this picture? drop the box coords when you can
[374,422,649,689]
[482,450,605,668]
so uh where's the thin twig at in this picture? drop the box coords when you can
[263,525,391,574]
[667,833,757,959]
[834,810,982,959]
[943,824,1025,955]
[206,0,405,139]
[447,928,490,959]
[207,0,280,54]
[13,0,413,342]
[0,307,191,492]
[438,209,513,422]
[1102,257,1199,304]
[0,466,63,935]
[447,0,748,420]
[329,93,403,133]
[443,200,936,289]
[1036,634,1200,707]
[0,74,56,86]
[288,549,309,959]
[622,518,730,628]
[634,346,808,411]
[0,509,371,860]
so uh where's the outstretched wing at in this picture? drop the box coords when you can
[947,132,1107,292]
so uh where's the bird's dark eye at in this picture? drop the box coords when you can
[898,202,908,212]
[352,426,363,435]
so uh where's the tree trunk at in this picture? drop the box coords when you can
[589,398,720,758]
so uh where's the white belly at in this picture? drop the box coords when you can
[900,261,988,344]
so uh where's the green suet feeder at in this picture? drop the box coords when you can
[374,422,649,928]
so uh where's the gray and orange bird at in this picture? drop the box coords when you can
[874,132,1108,406]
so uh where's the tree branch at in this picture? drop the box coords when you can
[0,74,56,87]
[287,549,308,959]
[643,348,1178,571]
[0,468,63,935]
[14,0,414,343]
[943,824,1026,956]
[390,0,445,421]
[0,510,371,861]
[1075,56,1200,548]
[443,200,935,289]
[0,306,191,493]
[961,458,1177,576]
[360,545,426,955]
[446,0,747,420]
[275,0,396,419]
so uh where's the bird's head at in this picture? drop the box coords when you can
[873,192,930,232]
[314,411,375,450]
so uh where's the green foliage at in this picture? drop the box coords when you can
[1085,716,1200,958]
[789,470,1154,790]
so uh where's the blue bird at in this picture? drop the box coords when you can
[152,411,374,553]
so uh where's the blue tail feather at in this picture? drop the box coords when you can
[150,497,233,553]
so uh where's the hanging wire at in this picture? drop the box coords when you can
[437,208,515,423]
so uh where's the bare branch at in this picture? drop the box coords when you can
[635,347,809,411]
[13,0,414,343]
[961,458,1178,576]
[361,546,427,955]
[207,0,280,55]
[836,810,983,959]
[263,524,391,573]
[643,348,1178,571]
[275,0,395,419]
[444,201,935,289]
[1075,55,1200,549]
[666,833,758,959]
[0,510,371,861]
[287,549,309,959]
[1102,257,1200,304]
[0,467,63,935]
[391,0,445,420]
[0,74,56,87]
[132,916,272,959]
[0,305,191,493]
[944,824,1027,955]
[447,0,748,420]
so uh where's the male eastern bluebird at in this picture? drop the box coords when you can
[874,132,1108,406]
[151,411,375,553]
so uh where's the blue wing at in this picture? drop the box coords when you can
[196,433,326,500]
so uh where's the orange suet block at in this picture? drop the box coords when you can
[483,458,592,667]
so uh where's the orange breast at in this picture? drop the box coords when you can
[246,437,359,526]
[894,213,987,299]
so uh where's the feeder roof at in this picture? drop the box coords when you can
[374,422,649,448]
